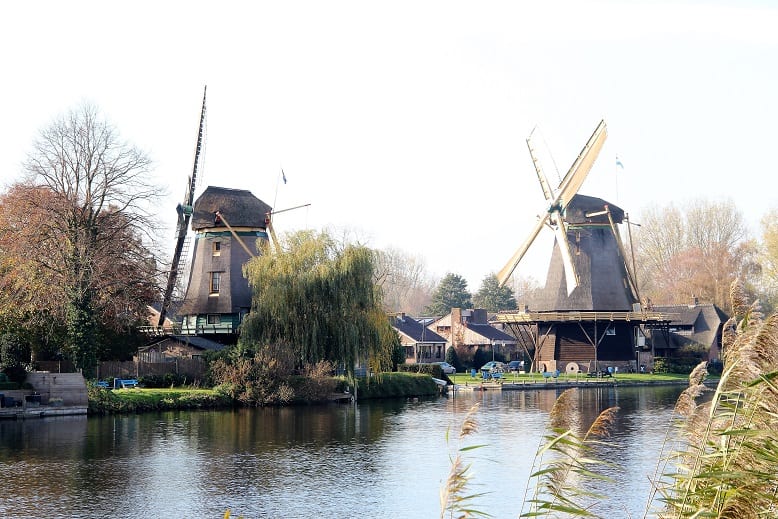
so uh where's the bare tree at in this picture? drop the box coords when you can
[14,103,160,375]
[754,208,778,312]
[373,246,434,314]
[512,275,543,310]
[634,198,752,313]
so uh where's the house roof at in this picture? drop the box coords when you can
[390,314,446,343]
[653,305,703,326]
[142,335,227,352]
[651,303,729,350]
[466,323,517,343]
[191,186,272,231]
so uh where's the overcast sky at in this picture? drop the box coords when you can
[2,1,776,292]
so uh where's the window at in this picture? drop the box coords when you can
[212,241,221,256]
[210,272,221,294]
[606,325,616,336]
[207,314,221,325]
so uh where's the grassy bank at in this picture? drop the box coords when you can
[87,385,233,414]
[354,372,439,399]
[88,372,440,414]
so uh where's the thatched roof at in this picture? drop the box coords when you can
[535,194,634,311]
[564,194,624,225]
[191,186,271,231]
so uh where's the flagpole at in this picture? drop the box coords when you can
[615,159,619,203]
[273,165,282,210]
[615,155,624,204]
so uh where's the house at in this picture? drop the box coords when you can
[648,299,729,360]
[390,313,448,364]
[136,335,227,363]
[430,308,518,362]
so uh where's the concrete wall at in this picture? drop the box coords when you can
[26,372,88,406]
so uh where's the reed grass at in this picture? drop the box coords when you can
[441,279,778,519]
[440,403,491,519]
[646,280,778,518]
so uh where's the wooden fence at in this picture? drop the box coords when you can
[35,358,207,381]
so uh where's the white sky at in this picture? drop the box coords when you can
[2,0,777,292]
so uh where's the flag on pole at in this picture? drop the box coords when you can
[615,155,624,170]
[282,169,287,184]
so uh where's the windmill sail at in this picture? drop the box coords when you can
[497,119,608,294]
[158,86,207,327]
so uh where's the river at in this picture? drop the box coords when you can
[0,384,685,518]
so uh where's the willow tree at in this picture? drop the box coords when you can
[240,229,397,378]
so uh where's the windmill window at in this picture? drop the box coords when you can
[212,241,221,256]
[605,325,616,335]
[207,314,221,325]
[210,272,221,294]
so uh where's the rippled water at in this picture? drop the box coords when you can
[0,385,684,518]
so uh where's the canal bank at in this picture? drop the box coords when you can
[451,376,696,392]
[0,372,88,420]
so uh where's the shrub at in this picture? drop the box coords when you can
[138,372,189,388]
[208,343,297,406]
[445,346,461,372]
[397,362,445,379]
[287,361,339,403]
[653,356,701,374]
[356,372,438,399]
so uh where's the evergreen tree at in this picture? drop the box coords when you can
[444,345,461,372]
[426,273,472,315]
[473,274,518,312]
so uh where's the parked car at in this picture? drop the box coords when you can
[434,362,456,374]
[479,361,506,373]
[507,360,524,372]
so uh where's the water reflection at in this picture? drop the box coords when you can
[0,385,685,518]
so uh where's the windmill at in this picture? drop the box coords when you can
[494,119,652,373]
[497,119,609,297]
[158,86,207,327]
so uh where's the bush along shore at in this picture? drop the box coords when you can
[87,371,441,415]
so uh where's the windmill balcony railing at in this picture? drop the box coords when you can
[493,310,669,324]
